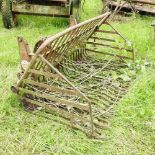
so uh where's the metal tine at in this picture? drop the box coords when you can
[58,26,83,49]
[56,24,90,61]
[15,13,111,88]
[49,37,59,49]
[55,24,87,55]
[86,85,121,102]
[66,23,97,58]
[76,49,82,61]
[36,60,46,71]
[75,20,100,45]
[52,32,81,60]
[13,13,136,138]
[95,89,122,118]
[45,36,67,61]
[57,60,87,78]
[33,58,42,70]
[88,88,114,106]
[73,49,78,61]
[61,59,71,76]
[65,58,101,76]
[53,33,72,54]
[32,110,92,137]
[64,58,78,77]
[83,46,88,60]
[61,62,115,95]
[82,46,90,60]
[55,27,82,53]
[22,97,90,125]
[78,76,125,98]
[53,36,65,51]
[45,48,57,62]
[67,59,76,76]
[78,48,84,61]
[77,59,112,85]
[79,48,85,61]
[57,20,98,61]
[30,60,45,82]
[42,49,58,65]
[45,33,70,62]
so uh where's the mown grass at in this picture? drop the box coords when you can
[0,0,155,154]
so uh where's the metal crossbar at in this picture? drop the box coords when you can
[107,0,155,16]
[12,12,135,138]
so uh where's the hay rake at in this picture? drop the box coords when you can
[12,12,135,138]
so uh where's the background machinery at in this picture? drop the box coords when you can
[1,0,81,28]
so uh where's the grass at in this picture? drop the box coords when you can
[0,0,155,154]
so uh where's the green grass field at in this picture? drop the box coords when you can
[0,0,155,154]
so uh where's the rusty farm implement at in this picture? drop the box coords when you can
[107,0,155,16]
[11,12,136,138]
[1,0,81,28]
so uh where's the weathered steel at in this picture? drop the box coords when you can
[12,13,135,138]
[107,0,155,16]
[2,0,81,28]
[12,2,69,17]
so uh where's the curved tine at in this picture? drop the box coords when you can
[80,49,85,61]
[68,60,79,77]
[74,50,78,61]
[57,59,66,75]
[79,60,112,85]
[64,58,72,72]
[77,49,82,61]
[65,59,74,77]
[80,44,87,60]
[56,20,97,63]
[32,58,41,70]
[56,26,84,59]
[70,58,77,76]
[44,39,60,60]
[48,36,67,62]
[80,47,86,61]
[53,35,65,51]
[82,47,88,60]
[72,52,75,61]
[57,59,66,73]
[33,39,45,53]
[45,47,57,61]
[57,20,96,60]
[57,26,82,52]
[78,48,85,60]
[76,49,81,61]
[83,49,90,60]
[70,52,74,62]
[56,61,63,73]
[38,59,49,71]
[55,33,71,55]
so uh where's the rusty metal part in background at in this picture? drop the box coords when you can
[1,0,81,28]
[11,12,135,138]
[107,0,155,16]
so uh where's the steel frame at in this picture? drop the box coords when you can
[11,12,135,138]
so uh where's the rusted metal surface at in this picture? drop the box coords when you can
[2,0,81,28]
[12,2,70,17]
[12,13,135,138]
[107,0,155,16]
